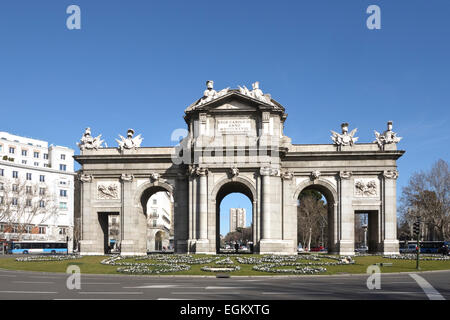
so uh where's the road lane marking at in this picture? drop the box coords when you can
[82,283,121,285]
[171,292,240,295]
[205,286,247,290]
[79,292,143,295]
[13,281,54,284]
[409,274,445,300]
[0,291,57,294]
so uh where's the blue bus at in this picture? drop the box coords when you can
[8,241,68,254]
[399,241,448,254]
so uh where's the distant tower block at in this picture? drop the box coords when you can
[229,208,246,233]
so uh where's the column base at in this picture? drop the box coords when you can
[195,239,215,254]
[259,239,295,255]
[382,240,400,255]
[337,240,355,256]
[79,240,104,256]
[120,240,146,256]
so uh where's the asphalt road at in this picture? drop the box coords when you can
[0,268,448,300]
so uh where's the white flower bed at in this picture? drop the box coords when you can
[201,265,241,272]
[101,255,191,274]
[136,254,219,264]
[16,255,80,262]
[253,263,327,274]
[215,257,235,265]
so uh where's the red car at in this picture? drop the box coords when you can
[310,246,325,252]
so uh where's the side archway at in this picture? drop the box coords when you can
[292,178,338,253]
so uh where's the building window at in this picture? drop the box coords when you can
[12,184,18,192]
[152,220,157,227]
[153,199,157,205]
[43,153,48,160]
[21,150,27,156]
[39,200,45,208]
[9,147,15,154]
[39,188,46,195]
[12,171,18,178]
[0,183,3,190]
[22,160,27,165]
[38,226,46,234]
[59,164,67,171]
[44,164,50,168]
[26,173,32,180]
[0,169,3,176]
[60,189,67,197]
[34,151,39,158]
[34,162,39,166]
[25,225,32,233]
[59,228,67,235]
[26,199,32,207]
[39,175,45,182]
[0,196,4,204]
[59,202,67,210]
[61,154,66,160]
[26,186,32,194]
[12,198,18,206]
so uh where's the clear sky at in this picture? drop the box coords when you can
[0,1,449,236]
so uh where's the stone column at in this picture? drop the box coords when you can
[260,167,272,240]
[78,173,103,255]
[339,171,355,255]
[383,170,400,254]
[198,167,208,240]
[195,167,211,253]
[120,174,145,256]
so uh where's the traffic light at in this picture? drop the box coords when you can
[413,221,420,236]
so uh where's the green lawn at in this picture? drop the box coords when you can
[0,255,449,276]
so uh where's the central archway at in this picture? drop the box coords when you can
[212,178,257,254]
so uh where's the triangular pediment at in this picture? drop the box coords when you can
[185,90,284,115]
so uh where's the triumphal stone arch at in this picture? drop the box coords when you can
[75,81,404,256]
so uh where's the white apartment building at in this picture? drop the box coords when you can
[146,191,173,251]
[229,208,246,233]
[0,131,75,252]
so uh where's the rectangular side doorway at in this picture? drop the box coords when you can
[98,212,120,254]
[355,210,380,253]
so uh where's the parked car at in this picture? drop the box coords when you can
[310,246,325,252]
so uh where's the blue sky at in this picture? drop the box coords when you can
[0,1,449,235]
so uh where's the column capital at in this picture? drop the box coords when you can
[260,166,279,176]
[383,170,399,180]
[120,173,134,182]
[281,170,294,180]
[197,167,208,176]
[78,173,93,183]
[339,171,352,180]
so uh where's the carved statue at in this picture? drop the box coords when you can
[197,80,229,106]
[116,129,143,151]
[239,82,274,106]
[97,183,119,199]
[331,123,358,146]
[230,166,239,178]
[311,170,321,181]
[77,127,104,151]
[374,121,402,148]
[355,180,377,197]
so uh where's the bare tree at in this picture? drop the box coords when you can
[297,194,327,250]
[0,178,58,240]
[400,159,450,241]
